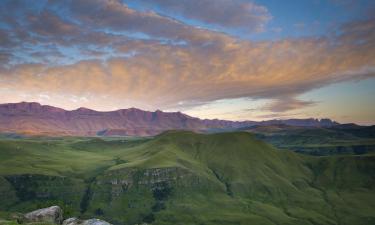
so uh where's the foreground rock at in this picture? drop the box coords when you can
[23,206,63,224]
[63,218,112,225]
[62,218,79,225]
[21,206,112,225]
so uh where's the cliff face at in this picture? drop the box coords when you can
[0,167,206,224]
[0,102,338,136]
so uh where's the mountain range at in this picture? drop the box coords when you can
[0,102,339,136]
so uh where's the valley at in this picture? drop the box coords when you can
[0,131,374,225]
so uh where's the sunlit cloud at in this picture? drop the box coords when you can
[0,0,374,123]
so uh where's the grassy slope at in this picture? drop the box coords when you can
[0,131,374,225]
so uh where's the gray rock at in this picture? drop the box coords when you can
[23,205,63,224]
[83,219,112,225]
[62,217,80,225]
[62,218,112,225]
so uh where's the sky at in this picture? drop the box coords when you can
[0,0,374,124]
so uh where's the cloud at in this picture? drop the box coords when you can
[338,15,375,46]
[28,11,80,37]
[1,34,374,111]
[293,23,305,29]
[0,0,374,114]
[68,0,231,44]
[0,0,234,66]
[131,0,271,33]
[263,97,316,112]
[0,29,13,47]
[252,112,303,120]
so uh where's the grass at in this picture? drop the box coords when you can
[250,126,375,155]
[0,131,374,224]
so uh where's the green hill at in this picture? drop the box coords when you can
[0,131,374,225]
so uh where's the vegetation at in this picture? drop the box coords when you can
[247,125,375,155]
[0,131,374,224]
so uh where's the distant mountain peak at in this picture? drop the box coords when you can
[73,107,97,113]
[6,101,42,108]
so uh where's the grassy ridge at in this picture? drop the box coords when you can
[0,131,374,224]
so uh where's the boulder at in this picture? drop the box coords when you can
[62,217,80,225]
[62,218,112,225]
[24,206,63,224]
[83,219,112,225]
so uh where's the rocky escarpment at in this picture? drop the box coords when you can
[97,166,214,198]
[1,174,86,215]
[96,167,196,192]
[84,166,207,224]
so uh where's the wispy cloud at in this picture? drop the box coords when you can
[263,97,316,112]
[130,0,271,33]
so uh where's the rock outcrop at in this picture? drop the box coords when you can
[62,218,79,225]
[23,205,63,224]
[63,218,112,225]
[20,206,112,225]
